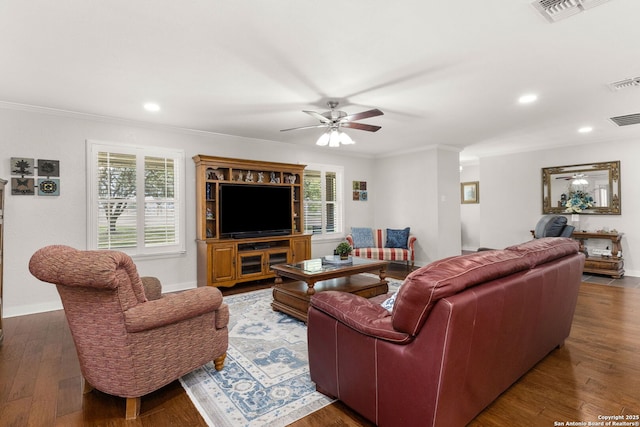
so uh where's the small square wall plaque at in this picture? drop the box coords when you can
[12,177,35,195]
[11,157,35,176]
[38,159,60,177]
[38,178,60,196]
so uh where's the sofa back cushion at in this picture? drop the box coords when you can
[505,237,579,267]
[391,237,579,336]
[351,227,375,248]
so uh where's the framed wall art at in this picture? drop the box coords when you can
[461,181,479,204]
[9,157,61,196]
[352,180,368,201]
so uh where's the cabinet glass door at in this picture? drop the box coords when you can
[267,250,289,270]
[239,253,263,277]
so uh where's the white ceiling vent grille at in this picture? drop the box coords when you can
[531,0,611,23]
[609,113,640,127]
[608,77,640,91]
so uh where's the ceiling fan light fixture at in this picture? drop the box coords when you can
[328,130,341,147]
[316,132,330,146]
[339,132,354,145]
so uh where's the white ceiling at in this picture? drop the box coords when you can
[1,0,639,161]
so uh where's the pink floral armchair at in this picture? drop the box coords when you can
[29,245,229,419]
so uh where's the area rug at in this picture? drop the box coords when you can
[180,277,403,427]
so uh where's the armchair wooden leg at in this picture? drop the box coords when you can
[125,397,141,420]
[81,376,94,394]
[214,353,226,371]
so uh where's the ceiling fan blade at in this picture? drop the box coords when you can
[303,110,332,123]
[341,122,382,132]
[342,108,384,122]
[280,123,329,132]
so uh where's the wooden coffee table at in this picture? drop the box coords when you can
[271,256,389,322]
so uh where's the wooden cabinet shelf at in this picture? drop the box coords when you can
[571,231,624,278]
[193,156,311,287]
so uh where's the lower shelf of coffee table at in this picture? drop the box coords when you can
[271,274,389,322]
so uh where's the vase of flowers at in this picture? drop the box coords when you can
[564,190,595,213]
[335,242,353,260]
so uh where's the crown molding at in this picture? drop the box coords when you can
[375,143,461,159]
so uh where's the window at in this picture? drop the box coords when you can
[86,141,185,256]
[303,164,343,237]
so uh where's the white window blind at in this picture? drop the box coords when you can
[303,165,343,236]
[87,141,185,256]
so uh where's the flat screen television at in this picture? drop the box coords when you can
[219,184,292,238]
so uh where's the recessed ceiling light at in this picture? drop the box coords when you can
[518,94,538,104]
[144,102,161,112]
[578,126,593,133]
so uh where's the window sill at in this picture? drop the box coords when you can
[311,233,346,243]
[129,250,187,261]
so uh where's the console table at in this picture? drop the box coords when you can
[571,231,624,278]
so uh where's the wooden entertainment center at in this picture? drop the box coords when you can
[194,155,311,288]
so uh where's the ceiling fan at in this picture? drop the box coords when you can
[280,101,383,146]
[555,173,606,181]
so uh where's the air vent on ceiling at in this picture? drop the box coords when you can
[531,0,611,23]
[609,113,640,127]
[608,77,640,91]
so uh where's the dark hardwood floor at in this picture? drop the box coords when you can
[1,264,639,427]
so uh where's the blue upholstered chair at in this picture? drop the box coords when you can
[533,215,575,238]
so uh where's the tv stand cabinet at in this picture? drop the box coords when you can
[193,156,310,287]
[197,234,311,287]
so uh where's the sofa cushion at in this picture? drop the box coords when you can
[351,227,375,249]
[392,250,532,336]
[385,227,410,249]
[505,237,579,268]
[353,247,410,262]
[380,288,400,312]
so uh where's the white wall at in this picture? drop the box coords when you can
[471,140,639,276]
[460,163,480,251]
[374,146,461,265]
[0,106,376,316]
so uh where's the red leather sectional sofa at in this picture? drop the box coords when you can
[307,237,584,427]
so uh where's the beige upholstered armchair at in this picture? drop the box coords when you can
[29,245,229,419]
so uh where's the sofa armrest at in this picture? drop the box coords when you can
[310,291,411,343]
[408,234,417,251]
[345,234,354,247]
[124,286,225,333]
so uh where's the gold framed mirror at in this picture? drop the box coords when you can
[542,161,621,215]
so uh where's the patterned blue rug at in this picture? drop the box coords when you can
[180,277,402,427]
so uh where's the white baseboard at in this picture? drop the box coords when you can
[4,301,63,318]
[4,281,199,318]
